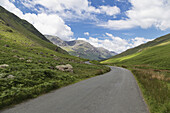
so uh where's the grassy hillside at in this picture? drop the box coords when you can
[0,7,110,110]
[101,34,170,113]
[102,40,170,69]
[110,33,170,59]
[0,6,67,54]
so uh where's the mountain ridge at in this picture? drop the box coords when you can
[45,35,117,60]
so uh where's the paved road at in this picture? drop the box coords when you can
[1,66,149,113]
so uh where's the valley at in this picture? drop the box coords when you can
[0,2,170,113]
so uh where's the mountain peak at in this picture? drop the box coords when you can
[45,35,117,60]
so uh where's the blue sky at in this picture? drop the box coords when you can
[0,0,170,53]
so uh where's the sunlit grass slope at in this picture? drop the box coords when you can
[102,40,170,69]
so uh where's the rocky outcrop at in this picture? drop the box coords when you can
[0,64,9,68]
[7,75,15,79]
[56,64,73,72]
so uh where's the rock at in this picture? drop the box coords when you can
[49,66,55,70]
[4,45,10,47]
[13,55,19,58]
[28,57,32,59]
[19,58,25,60]
[40,52,44,55]
[12,50,18,52]
[0,64,9,68]
[38,60,43,63]
[7,75,15,79]
[6,29,13,32]
[26,60,32,63]
[53,57,59,60]
[56,64,73,72]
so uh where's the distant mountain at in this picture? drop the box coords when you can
[45,35,117,60]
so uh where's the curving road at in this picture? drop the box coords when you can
[1,66,149,113]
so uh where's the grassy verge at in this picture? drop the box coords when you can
[131,69,170,113]
[122,65,170,113]
[105,63,170,113]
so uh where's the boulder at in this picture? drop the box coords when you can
[13,55,19,58]
[19,58,25,60]
[26,60,32,63]
[56,64,73,72]
[0,64,9,68]
[7,75,15,79]
[12,50,18,52]
[4,44,10,47]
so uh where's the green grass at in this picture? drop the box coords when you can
[0,6,67,54]
[110,33,170,59]
[102,41,170,69]
[0,7,110,110]
[101,34,170,113]
[132,69,170,113]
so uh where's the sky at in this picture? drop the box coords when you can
[0,0,170,53]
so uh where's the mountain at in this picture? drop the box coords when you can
[45,35,116,60]
[0,6,110,109]
[102,33,170,69]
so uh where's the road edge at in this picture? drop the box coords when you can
[129,70,151,113]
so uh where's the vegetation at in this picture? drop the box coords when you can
[0,6,110,110]
[101,34,170,113]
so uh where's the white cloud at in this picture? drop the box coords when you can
[130,37,153,47]
[78,33,153,53]
[99,0,170,30]
[0,0,23,17]
[20,0,120,20]
[84,32,89,36]
[23,13,73,40]
[0,0,74,40]
[99,5,120,16]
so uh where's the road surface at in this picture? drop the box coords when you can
[1,66,149,113]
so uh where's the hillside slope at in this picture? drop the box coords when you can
[102,34,170,113]
[0,6,67,54]
[0,6,110,110]
[45,35,116,60]
[111,33,170,59]
[102,34,170,69]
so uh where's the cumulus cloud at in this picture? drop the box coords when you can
[99,0,170,30]
[0,0,23,17]
[99,5,120,16]
[0,0,74,40]
[78,33,153,53]
[130,37,153,47]
[20,0,120,20]
[84,32,90,36]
